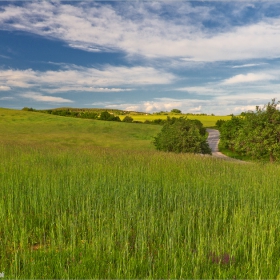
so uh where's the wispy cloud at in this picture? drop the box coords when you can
[0,54,10,59]
[222,73,277,84]
[232,63,267,68]
[20,92,73,103]
[0,66,175,92]
[0,85,11,91]
[46,87,133,94]
[0,96,14,100]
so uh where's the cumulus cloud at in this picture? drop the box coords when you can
[101,97,209,113]
[1,2,280,61]
[20,92,73,103]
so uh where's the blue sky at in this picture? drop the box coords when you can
[1,1,280,115]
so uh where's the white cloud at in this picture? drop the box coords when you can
[102,97,209,113]
[233,105,260,113]
[46,87,133,93]
[1,2,280,61]
[91,93,280,115]
[0,96,14,100]
[20,92,73,103]
[0,66,174,92]
[232,63,267,68]
[0,85,11,91]
[223,73,277,84]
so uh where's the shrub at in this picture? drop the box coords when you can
[171,109,182,114]
[215,119,226,128]
[99,111,121,122]
[122,116,134,123]
[220,99,280,162]
[153,117,211,154]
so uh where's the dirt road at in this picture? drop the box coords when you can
[206,128,228,158]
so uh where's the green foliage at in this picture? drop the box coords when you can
[99,111,121,122]
[220,99,280,162]
[219,116,244,152]
[153,117,211,154]
[22,107,35,111]
[215,119,226,128]
[144,118,166,125]
[171,108,182,114]
[122,115,134,123]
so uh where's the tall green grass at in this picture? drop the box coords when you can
[1,143,280,278]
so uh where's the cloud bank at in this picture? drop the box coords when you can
[1,2,280,61]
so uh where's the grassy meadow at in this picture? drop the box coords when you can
[0,108,161,150]
[1,108,280,278]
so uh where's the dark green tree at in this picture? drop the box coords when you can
[122,116,134,123]
[171,109,182,114]
[220,99,280,162]
[219,116,244,151]
[99,111,121,122]
[235,99,280,162]
[153,117,211,154]
[215,119,226,128]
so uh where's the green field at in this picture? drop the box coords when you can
[0,108,161,151]
[1,108,280,278]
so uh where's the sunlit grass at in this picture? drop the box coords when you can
[0,108,160,150]
[1,144,280,278]
[1,108,280,278]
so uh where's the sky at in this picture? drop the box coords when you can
[1,1,280,115]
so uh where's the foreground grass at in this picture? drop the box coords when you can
[1,109,280,278]
[1,143,280,278]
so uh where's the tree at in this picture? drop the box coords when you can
[235,99,280,162]
[171,109,182,114]
[153,117,211,154]
[220,99,280,162]
[122,116,134,123]
[215,119,226,128]
[219,116,244,151]
[99,111,121,122]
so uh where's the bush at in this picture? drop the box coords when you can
[122,116,134,123]
[219,99,280,162]
[171,109,182,114]
[215,119,226,128]
[99,111,121,122]
[22,107,35,111]
[153,117,211,154]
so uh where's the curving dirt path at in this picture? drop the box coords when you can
[206,128,230,159]
[206,129,248,163]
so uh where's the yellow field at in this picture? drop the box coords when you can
[120,114,232,127]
